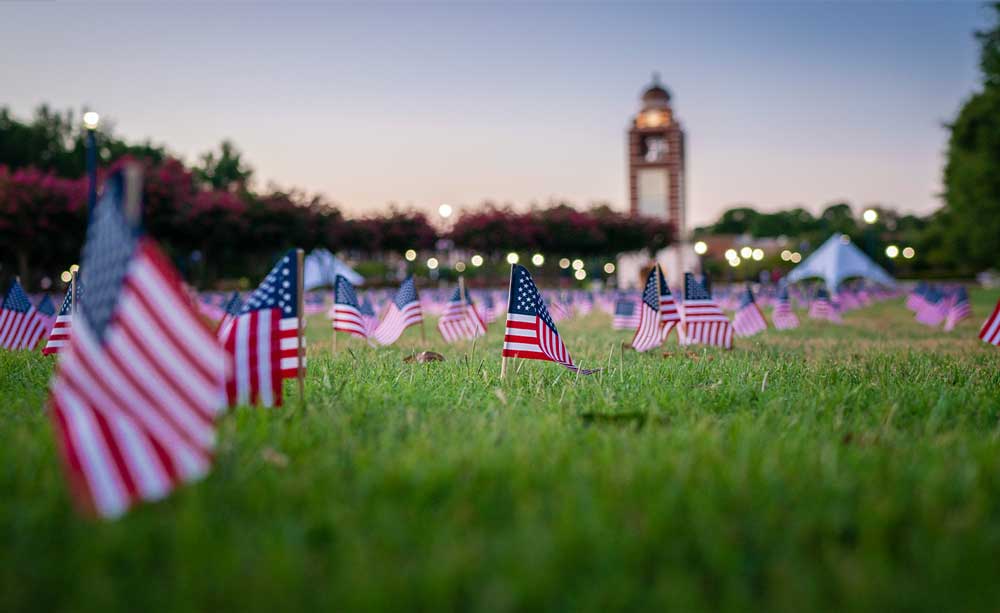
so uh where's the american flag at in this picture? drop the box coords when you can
[0,280,47,350]
[37,293,57,332]
[679,272,733,349]
[359,295,379,338]
[980,297,1000,346]
[215,291,242,338]
[771,284,799,330]
[219,250,305,408]
[943,287,972,332]
[611,295,639,330]
[371,276,422,346]
[808,287,841,323]
[48,167,227,518]
[631,267,665,352]
[914,286,948,327]
[502,264,596,373]
[438,286,486,343]
[331,275,367,340]
[481,292,499,324]
[732,285,768,337]
[906,282,928,312]
[658,271,681,342]
[42,279,82,356]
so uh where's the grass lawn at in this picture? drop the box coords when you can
[1,290,999,612]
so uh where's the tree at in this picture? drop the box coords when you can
[195,140,254,193]
[941,3,1000,272]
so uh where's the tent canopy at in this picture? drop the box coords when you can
[303,248,364,289]
[786,233,895,290]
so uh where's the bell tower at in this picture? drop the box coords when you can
[627,74,690,284]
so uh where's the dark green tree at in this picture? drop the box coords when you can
[195,140,254,192]
[941,3,1000,272]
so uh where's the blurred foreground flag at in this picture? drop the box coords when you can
[42,278,82,356]
[215,291,242,338]
[501,264,596,373]
[732,285,768,338]
[980,298,1000,346]
[943,287,971,332]
[371,276,422,346]
[771,284,799,330]
[0,280,47,350]
[48,167,227,519]
[679,273,733,349]
[219,250,304,407]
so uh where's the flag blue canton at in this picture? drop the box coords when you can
[360,296,375,316]
[241,250,298,317]
[2,280,33,313]
[815,287,830,300]
[778,284,790,302]
[641,269,659,310]
[448,287,475,305]
[37,294,56,317]
[394,277,418,308]
[222,291,243,315]
[79,170,140,342]
[954,287,969,304]
[684,273,711,301]
[614,298,635,316]
[335,275,361,308]
[507,265,556,330]
[739,286,756,308]
[923,286,943,304]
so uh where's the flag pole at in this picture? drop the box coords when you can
[69,270,77,315]
[296,248,306,403]
[500,263,514,380]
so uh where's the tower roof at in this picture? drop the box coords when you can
[641,73,671,110]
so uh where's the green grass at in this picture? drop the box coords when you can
[2,291,1000,612]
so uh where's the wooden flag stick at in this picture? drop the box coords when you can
[500,263,515,380]
[296,248,306,403]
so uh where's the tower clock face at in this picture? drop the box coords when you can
[643,136,668,162]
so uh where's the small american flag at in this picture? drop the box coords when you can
[808,287,841,323]
[732,285,768,337]
[679,273,733,349]
[611,295,639,330]
[0,280,47,350]
[219,250,305,407]
[359,295,379,338]
[502,265,595,373]
[658,270,681,342]
[943,287,972,332]
[215,291,242,338]
[37,293,57,333]
[906,282,928,312]
[438,286,486,343]
[914,286,948,327]
[481,293,499,324]
[48,166,227,518]
[331,275,367,340]
[372,276,422,346]
[771,284,799,330]
[631,267,665,352]
[42,279,82,356]
[980,298,1000,346]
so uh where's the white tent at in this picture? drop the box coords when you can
[303,248,364,289]
[786,233,895,290]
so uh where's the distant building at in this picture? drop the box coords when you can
[619,74,694,288]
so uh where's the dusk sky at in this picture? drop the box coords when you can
[0,2,989,227]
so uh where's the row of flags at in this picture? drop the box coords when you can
[5,166,1000,519]
[907,282,972,331]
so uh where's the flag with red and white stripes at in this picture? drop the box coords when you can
[330,275,367,340]
[502,264,596,373]
[219,250,305,407]
[611,295,639,330]
[214,291,242,338]
[679,273,733,349]
[771,284,799,330]
[48,167,227,519]
[36,293,57,333]
[359,296,379,338]
[658,270,681,342]
[979,298,1000,346]
[631,266,666,352]
[0,280,47,350]
[732,285,768,338]
[43,279,82,356]
[372,276,422,346]
[438,286,486,343]
[808,287,841,323]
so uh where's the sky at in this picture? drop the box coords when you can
[0,2,990,227]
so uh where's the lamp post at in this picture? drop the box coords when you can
[82,111,101,211]
[862,208,878,259]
